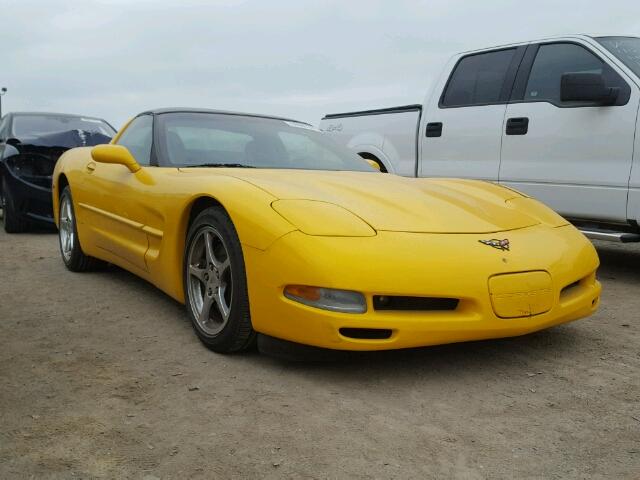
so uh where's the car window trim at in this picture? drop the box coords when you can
[438,46,526,109]
[116,114,156,167]
[508,40,632,108]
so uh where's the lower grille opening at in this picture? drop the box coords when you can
[339,328,392,340]
[561,280,581,297]
[373,295,459,311]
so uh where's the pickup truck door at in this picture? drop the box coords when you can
[420,47,525,180]
[499,41,638,223]
[75,115,155,272]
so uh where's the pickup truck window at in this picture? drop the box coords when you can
[524,43,627,106]
[441,49,516,108]
[596,36,640,78]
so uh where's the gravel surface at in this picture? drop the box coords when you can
[0,229,638,479]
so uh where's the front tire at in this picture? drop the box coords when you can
[2,178,28,233]
[184,207,254,353]
[58,186,102,271]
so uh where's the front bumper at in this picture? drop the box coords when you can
[243,224,600,351]
[3,167,54,225]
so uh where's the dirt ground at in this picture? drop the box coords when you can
[0,229,638,480]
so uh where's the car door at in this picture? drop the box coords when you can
[420,46,525,180]
[499,41,638,223]
[76,115,154,271]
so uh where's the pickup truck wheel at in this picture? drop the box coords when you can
[2,178,28,233]
[184,207,255,353]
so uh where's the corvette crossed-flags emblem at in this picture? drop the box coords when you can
[479,238,510,251]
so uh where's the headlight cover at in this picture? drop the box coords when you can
[506,197,569,228]
[284,285,367,313]
[271,199,375,237]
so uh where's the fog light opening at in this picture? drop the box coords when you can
[284,285,366,313]
[339,328,392,340]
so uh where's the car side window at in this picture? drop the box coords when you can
[524,43,627,105]
[441,49,516,107]
[116,115,153,165]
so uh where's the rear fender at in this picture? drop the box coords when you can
[350,145,394,174]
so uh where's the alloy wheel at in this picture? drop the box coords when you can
[59,195,75,261]
[187,226,233,336]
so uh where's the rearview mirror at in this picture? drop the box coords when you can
[91,144,140,173]
[560,72,619,105]
[365,159,382,171]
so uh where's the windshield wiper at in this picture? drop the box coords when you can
[182,163,256,168]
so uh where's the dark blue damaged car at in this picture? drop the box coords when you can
[0,112,116,232]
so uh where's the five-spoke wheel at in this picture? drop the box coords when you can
[58,186,101,271]
[187,227,233,336]
[184,206,253,353]
[59,192,75,262]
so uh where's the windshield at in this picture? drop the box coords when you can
[157,112,374,172]
[12,115,116,138]
[596,36,640,78]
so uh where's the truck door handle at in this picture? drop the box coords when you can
[86,161,96,172]
[506,117,529,135]
[425,122,443,137]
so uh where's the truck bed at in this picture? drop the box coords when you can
[320,105,422,176]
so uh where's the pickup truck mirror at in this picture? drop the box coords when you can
[560,72,619,106]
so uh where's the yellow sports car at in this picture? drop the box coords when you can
[52,108,601,354]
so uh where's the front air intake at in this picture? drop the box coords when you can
[339,328,392,340]
[373,296,459,311]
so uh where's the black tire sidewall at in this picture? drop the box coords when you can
[183,207,253,352]
[59,187,87,270]
[2,178,26,233]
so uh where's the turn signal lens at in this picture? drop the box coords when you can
[284,285,367,313]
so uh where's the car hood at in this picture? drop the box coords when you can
[180,169,540,233]
[3,130,113,186]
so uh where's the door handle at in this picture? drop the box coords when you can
[425,122,443,137]
[506,117,529,135]
[86,162,96,172]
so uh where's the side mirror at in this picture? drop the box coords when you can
[91,144,140,173]
[560,72,619,105]
[365,159,382,171]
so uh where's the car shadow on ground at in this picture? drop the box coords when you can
[251,325,587,374]
[594,241,640,280]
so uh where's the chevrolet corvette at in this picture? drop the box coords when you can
[52,108,601,354]
[0,112,115,232]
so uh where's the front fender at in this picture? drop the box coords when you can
[52,147,93,227]
[349,144,395,174]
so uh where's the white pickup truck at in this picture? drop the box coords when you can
[320,35,640,242]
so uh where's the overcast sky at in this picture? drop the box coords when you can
[2,0,639,129]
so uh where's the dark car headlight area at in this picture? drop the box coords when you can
[1,146,63,227]
[6,153,55,189]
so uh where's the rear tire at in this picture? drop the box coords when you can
[2,178,28,233]
[183,207,254,353]
[58,186,102,272]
